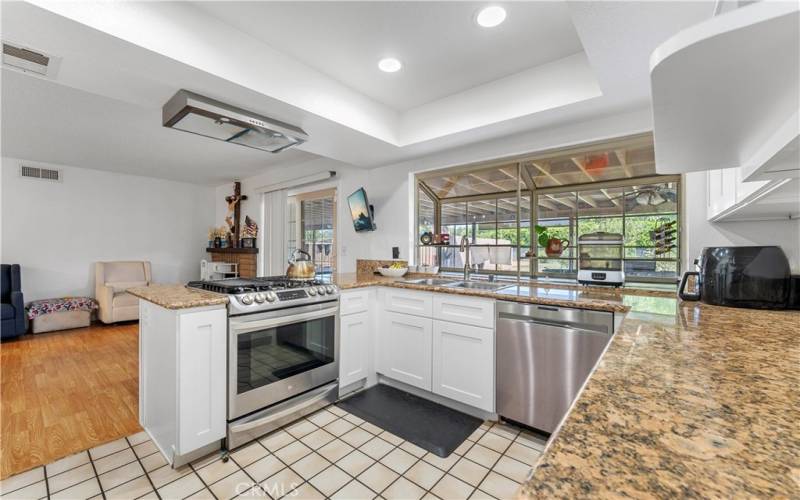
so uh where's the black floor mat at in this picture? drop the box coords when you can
[336,384,482,458]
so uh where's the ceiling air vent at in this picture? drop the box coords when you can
[20,165,62,182]
[2,41,60,78]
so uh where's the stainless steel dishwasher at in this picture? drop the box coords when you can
[496,301,614,433]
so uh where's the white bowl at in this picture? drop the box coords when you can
[378,267,408,277]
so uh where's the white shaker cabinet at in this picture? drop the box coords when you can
[339,310,369,387]
[139,300,227,466]
[383,288,433,317]
[340,289,370,316]
[433,294,494,329]
[432,320,495,412]
[377,311,433,391]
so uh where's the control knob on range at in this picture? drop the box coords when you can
[325,285,336,294]
[240,294,254,305]
[307,288,317,296]
[254,293,265,304]
[316,286,326,295]
[265,291,278,303]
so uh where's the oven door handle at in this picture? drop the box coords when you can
[231,382,338,433]
[229,306,338,335]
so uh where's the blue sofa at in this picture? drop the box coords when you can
[1,264,26,340]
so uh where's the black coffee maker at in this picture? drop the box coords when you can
[678,246,798,310]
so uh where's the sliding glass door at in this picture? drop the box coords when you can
[288,188,337,276]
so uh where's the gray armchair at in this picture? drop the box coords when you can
[95,261,151,323]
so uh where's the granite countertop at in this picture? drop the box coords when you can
[128,284,229,309]
[516,301,800,498]
[330,272,663,313]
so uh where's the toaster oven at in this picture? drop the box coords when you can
[577,232,625,286]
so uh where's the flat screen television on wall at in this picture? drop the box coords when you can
[348,187,376,232]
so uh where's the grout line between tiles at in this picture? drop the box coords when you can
[187,459,217,499]
[228,442,271,499]
[51,477,100,500]
[44,466,51,500]
[126,436,161,500]
[86,444,108,500]
[328,409,425,499]
[39,453,90,489]
[278,411,374,498]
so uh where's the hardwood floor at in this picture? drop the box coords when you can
[0,322,141,479]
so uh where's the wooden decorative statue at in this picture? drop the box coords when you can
[224,181,248,247]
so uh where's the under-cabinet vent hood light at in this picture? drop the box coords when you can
[2,41,60,78]
[162,90,308,153]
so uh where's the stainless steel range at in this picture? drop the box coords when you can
[188,277,339,449]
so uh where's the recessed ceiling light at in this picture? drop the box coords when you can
[378,57,402,73]
[476,6,506,28]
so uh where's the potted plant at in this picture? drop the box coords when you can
[535,225,570,257]
[208,227,216,249]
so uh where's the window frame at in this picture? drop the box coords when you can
[415,174,682,284]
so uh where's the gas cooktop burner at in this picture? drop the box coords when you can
[188,276,338,315]
[188,276,327,294]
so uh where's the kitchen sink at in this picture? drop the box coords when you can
[444,281,510,291]
[403,278,457,286]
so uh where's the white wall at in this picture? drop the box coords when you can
[683,171,800,272]
[1,157,215,302]
[214,157,369,275]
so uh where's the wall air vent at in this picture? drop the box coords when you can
[2,41,60,78]
[20,165,62,182]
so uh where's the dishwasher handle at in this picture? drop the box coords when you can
[497,312,610,335]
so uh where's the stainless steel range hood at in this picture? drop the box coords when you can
[162,90,308,153]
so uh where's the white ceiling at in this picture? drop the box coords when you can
[0,1,715,185]
[192,2,584,111]
[1,70,316,185]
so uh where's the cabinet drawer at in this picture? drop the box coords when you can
[340,289,371,316]
[433,294,494,329]
[384,289,433,317]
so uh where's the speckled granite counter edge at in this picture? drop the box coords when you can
[335,274,633,313]
[128,284,228,310]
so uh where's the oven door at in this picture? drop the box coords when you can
[228,302,339,420]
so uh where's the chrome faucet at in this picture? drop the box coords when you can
[459,235,471,280]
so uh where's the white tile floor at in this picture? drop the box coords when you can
[0,405,546,500]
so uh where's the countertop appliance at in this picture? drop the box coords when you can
[577,232,625,286]
[496,301,614,433]
[678,246,796,309]
[200,260,238,281]
[188,276,339,449]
